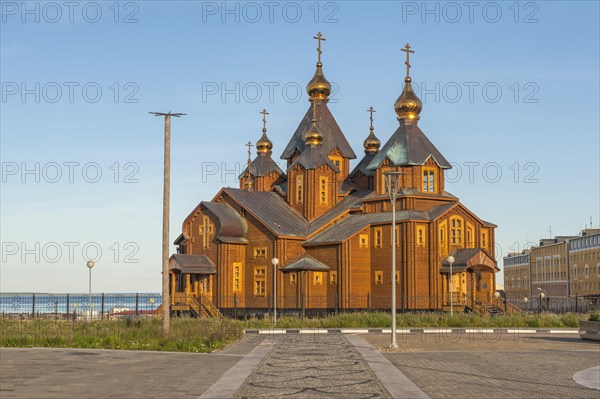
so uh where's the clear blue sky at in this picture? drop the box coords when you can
[1,1,599,292]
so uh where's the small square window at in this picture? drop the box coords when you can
[359,234,369,248]
[330,271,337,284]
[314,272,323,285]
[253,248,267,258]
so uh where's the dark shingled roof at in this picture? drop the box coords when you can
[440,248,498,273]
[239,154,285,179]
[173,232,190,245]
[304,210,429,245]
[308,191,370,234]
[281,255,331,271]
[426,202,457,219]
[348,153,377,178]
[201,201,248,241]
[363,189,458,202]
[339,179,358,195]
[273,181,287,197]
[482,219,497,228]
[169,254,217,274]
[287,145,339,172]
[281,102,356,160]
[222,188,308,237]
[367,120,451,170]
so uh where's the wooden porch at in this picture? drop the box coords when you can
[442,292,521,315]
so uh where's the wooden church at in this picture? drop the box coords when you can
[169,34,499,317]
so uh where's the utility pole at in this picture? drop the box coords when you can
[150,111,186,336]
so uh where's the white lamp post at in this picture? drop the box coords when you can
[86,260,95,322]
[537,287,545,313]
[383,171,404,350]
[272,257,279,325]
[446,255,455,315]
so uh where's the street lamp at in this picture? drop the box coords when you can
[86,260,95,322]
[446,255,455,315]
[272,257,279,326]
[523,296,529,311]
[537,287,545,313]
[383,171,404,350]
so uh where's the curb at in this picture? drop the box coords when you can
[244,328,580,335]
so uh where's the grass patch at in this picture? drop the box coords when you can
[0,318,243,353]
[1,312,586,352]
[240,312,583,329]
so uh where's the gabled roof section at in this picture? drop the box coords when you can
[440,248,499,272]
[287,145,339,172]
[221,188,308,237]
[426,201,497,228]
[363,188,458,201]
[281,255,331,271]
[238,154,285,179]
[427,202,458,220]
[348,153,377,179]
[304,210,429,246]
[367,119,451,170]
[281,102,356,160]
[173,232,190,245]
[201,201,248,241]
[308,191,370,235]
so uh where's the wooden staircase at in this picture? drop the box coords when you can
[171,292,222,318]
[465,295,522,316]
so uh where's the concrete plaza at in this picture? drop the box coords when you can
[1,331,598,398]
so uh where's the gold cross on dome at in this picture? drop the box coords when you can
[313,32,327,63]
[367,106,376,129]
[260,109,269,131]
[401,43,415,77]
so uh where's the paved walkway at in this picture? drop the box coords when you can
[0,337,261,399]
[364,333,600,399]
[233,333,393,398]
[1,332,599,398]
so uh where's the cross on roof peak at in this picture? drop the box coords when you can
[313,32,327,63]
[401,43,415,77]
[260,108,269,131]
[367,106,376,129]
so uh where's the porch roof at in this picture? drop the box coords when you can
[169,254,217,274]
[440,248,499,273]
[281,255,331,272]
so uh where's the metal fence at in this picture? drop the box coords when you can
[214,293,600,318]
[0,293,162,320]
[507,296,599,314]
[2,293,598,320]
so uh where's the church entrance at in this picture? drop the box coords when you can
[440,248,499,313]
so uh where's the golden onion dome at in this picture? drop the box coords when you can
[306,62,331,102]
[256,128,273,155]
[394,77,422,121]
[305,119,323,146]
[363,127,381,154]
